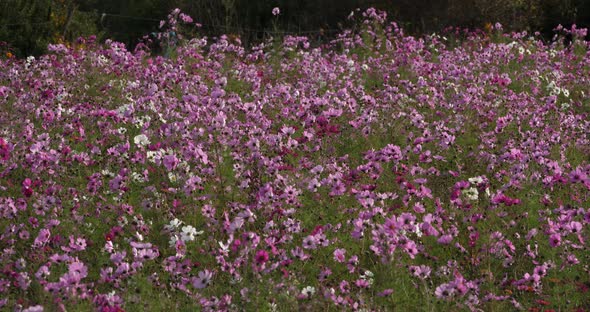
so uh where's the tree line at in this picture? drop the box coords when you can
[1,0,589,57]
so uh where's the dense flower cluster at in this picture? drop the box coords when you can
[1,8,590,311]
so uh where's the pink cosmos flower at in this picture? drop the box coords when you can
[62,236,87,252]
[566,253,579,265]
[193,270,212,289]
[409,265,432,279]
[22,178,33,197]
[319,268,332,281]
[549,233,561,247]
[33,228,51,247]
[163,154,179,171]
[568,221,583,234]
[355,279,370,288]
[255,250,269,264]
[68,261,88,281]
[404,240,419,259]
[569,167,587,183]
[434,283,455,299]
[437,234,453,245]
[179,13,193,23]
[291,247,309,260]
[0,138,12,162]
[23,305,44,312]
[377,289,394,297]
[302,235,317,249]
[333,248,346,263]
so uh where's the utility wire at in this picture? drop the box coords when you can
[0,11,345,35]
[100,13,160,22]
[0,21,51,27]
[199,23,342,35]
[98,12,343,35]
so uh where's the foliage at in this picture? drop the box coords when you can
[0,0,99,57]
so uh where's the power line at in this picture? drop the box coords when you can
[199,23,342,35]
[0,21,51,27]
[100,13,160,22]
[97,11,343,35]
[0,11,344,36]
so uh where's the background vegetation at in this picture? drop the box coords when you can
[1,0,590,57]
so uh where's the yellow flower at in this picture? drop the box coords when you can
[5,52,13,58]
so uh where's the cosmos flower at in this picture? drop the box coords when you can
[434,284,455,300]
[569,167,587,183]
[549,233,561,247]
[33,229,51,247]
[165,218,183,231]
[180,225,202,242]
[409,265,432,279]
[193,270,213,289]
[301,286,315,298]
[134,134,150,147]
[462,187,479,201]
[333,248,346,263]
[255,250,269,264]
[22,306,44,312]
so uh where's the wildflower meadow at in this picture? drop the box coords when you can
[1,8,590,312]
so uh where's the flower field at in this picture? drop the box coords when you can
[1,9,590,311]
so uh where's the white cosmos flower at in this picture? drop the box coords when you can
[361,270,375,285]
[180,225,203,242]
[562,88,570,97]
[415,224,423,238]
[131,172,145,183]
[561,102,570,110]
[468,176,484,184]
[25,55,35,66]
[98,55,108,66]
[301,286,316,298]
[361,270,374,279]
[219,241,230,253]
[117,216,128,226]
[169,235,179,247]
[134,134,150,147]
[164,218,182,231]
[146,151,158,163]
[101,169,115,177]
[462,187,479,201]
[168,172,178,183]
